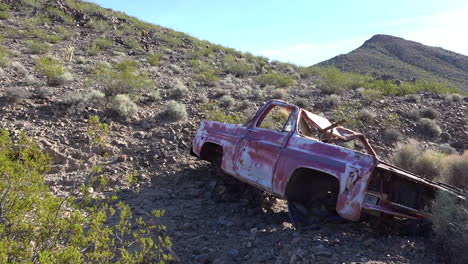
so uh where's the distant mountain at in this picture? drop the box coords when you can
[317,34,468,92]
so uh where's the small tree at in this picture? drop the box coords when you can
[0,129,172,263]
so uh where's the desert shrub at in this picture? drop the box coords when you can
[324,94,340,107]
[431,191,468,264]
[447,94,462,103]
[11,61,26,73]
[0,129,173,263]
[363,80,400,95]
[439,143,457,155]
[26,40,50,54]
[192,60,219,86]
[412,151,445,180]
[112,94,138,119]
[62,89,105,108]
[0,3,10,20]
[46,7,74,24]
[311,66,369,94]
[420,107,438,119]
[192,47,214,59]
[219,95,235,107]
[123,36,142,50]
[87,19,112,32]
[95,37,113,50]
[146,52,161,66]
[163,100,187,121]
[269,88,286,99]
[25,28,63,43]
[147,90,161,102]
[391,141,420,171]
[35,56,64,85]
[213,88,229,97]
[256,72,296,88]
[160,34,182,47]
[359,88,383,100]
[407,109,420,120]
[382,129,401,143]
[4,87,31,102]
[92,59,154,96]
[251,88,265,100]
[442,151,468,189]
[294,98,308,108]
[400,79,459,95]
[54,26,74,39]
[222,54,254,77]
[405,94,420,102]
[418,118,442,137]
[86,38,112,55]
[0,45,9,67]
[172,80,189,98]
[357,109,375,122]
[201,102,246,124]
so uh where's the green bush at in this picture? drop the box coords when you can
[192,47,214,59]
[0,45,9,67]
[311,66,369,94]
[95,37,113,50]
[160,34,182,47]
[359,88,383,100]
[256,72,296,88]
[24,28,63,43]
[26,40,50,54]
[418,118,442,137]
[35,56,64,85]
[112,94,139,119]
[92,59,155,96]
[201,102,246,124]
[222,54,254,77]
[0,130,173,263]
[192,60,219,86]
[46,7,74,24]
[163,100,187,121]
[87,38,113,55]
[146,52,161,66]
[123,36,142,50]
[431,191,467,264]
[0,4,10,20]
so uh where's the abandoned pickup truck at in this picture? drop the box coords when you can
[191,99,463,225]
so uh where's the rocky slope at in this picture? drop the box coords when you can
[0,1,467,263]
[318,34,468,92]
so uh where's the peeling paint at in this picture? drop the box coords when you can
[192,100,464,222]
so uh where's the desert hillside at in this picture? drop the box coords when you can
[318,34,468,92]
[0,1,467,263]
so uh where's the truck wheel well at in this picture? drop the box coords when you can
[200,142,223,163]
[286,168,340,209]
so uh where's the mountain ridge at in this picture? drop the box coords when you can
[317,34,468,92]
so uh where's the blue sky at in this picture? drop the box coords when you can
[89,0,468,66]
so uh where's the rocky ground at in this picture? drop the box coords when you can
[1,1,467,263]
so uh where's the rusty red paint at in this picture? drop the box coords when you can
[192,100,464,222]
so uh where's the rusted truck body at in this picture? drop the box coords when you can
[191,100,463,223]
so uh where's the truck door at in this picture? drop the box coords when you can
[235,104,295,190]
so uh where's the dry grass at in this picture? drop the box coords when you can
[431,191,467,264]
